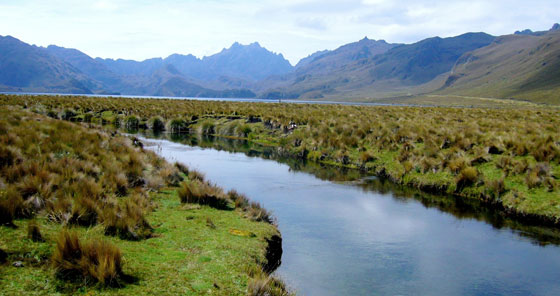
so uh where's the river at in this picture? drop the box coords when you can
[141,134,560,296]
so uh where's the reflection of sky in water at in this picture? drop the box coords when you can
[145,139,560,296]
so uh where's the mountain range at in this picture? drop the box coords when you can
[1,23,559,104]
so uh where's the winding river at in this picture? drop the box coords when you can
[141,134,560,296]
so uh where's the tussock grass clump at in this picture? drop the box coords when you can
[448,157,468,174]
[0,199,14,226]
[167,118,187,133]
[456,167,479,190]
[247,201,274,224]
[52,229,124,286]
[27,219,44,242]
[248,272,292,296]
[70,196,101,227]
[0,248,7,264]
[124,115,139,129]
[147,116,165,131]
[188,169,206,182]
[102,198,153,241]
[174,162,189,175]
[0,107,178,235]
[177,180,229,210]
[485,178,506,199]
[525,163,554,189]
[228,189,250,209]
[227,190,274,224]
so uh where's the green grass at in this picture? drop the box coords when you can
[1,94,559,225]
[0,189,279,295]
[0,105,288,295]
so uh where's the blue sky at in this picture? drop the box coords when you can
[0,0,558,64]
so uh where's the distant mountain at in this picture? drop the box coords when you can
[96,57,164,77]
[368,33,495,84]
[439,29,560,104]
[46,45,124,92]
[95,42,293,82]
[2,24,560,104]
[295,50,330,69]
[146,64,256,98]
[0,36,93,94]
[260,33,495,99]
[201,42,293,81]
[514,23,560,36]
[0,36,259,97]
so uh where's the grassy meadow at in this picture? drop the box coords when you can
[0,105,290,295]
[2,94,558,225]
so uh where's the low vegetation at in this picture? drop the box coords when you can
[0,105,289,295]
[52,229,124,286]
[2,94,558,225]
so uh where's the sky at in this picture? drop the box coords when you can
[0,0,558,65]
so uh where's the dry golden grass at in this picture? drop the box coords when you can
[52,229,123,286]
[1,94,559,222]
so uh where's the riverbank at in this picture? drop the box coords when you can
[1,94,559,226]
[0,106,289,295]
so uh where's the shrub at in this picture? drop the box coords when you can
[51,229,123,286]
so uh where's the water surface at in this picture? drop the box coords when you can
[142,135,560,296]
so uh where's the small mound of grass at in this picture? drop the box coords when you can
[52,229,124,287]
[178,180,229,210]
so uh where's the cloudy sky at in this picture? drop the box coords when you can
[0,0,558,64]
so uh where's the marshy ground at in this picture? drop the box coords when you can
[2,94,557,225]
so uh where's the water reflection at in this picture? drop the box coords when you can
[139,132,560,296]
[145,132,560,247]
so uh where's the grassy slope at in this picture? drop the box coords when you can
[437,31,560,104]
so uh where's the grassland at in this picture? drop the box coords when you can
[0,105,289,295]
[1,94,559,226]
